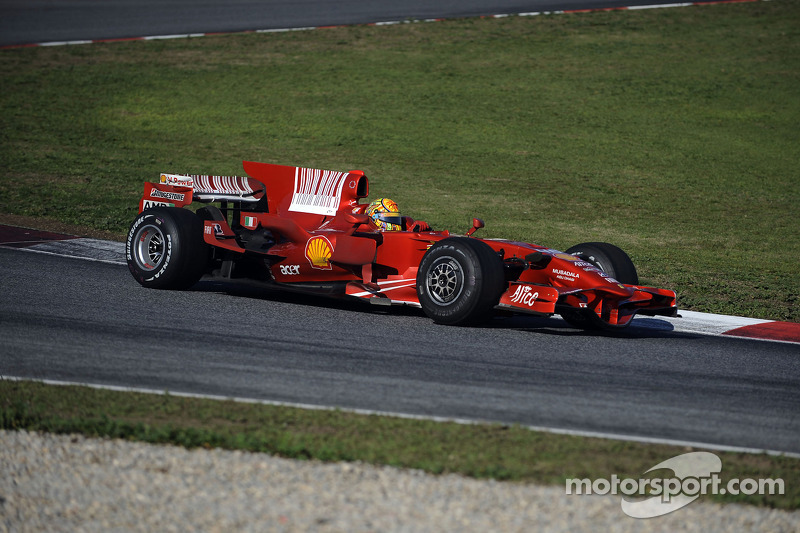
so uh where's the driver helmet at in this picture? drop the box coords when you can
[365,198,403,231]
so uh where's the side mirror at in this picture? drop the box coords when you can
[466,218,485,237]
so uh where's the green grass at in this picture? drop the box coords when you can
[3,380,798,509]
[1,2,798,320]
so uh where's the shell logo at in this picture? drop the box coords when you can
[305,236,334,270]
[553,253,578,261]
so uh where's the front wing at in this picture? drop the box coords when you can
[496,281,677,326]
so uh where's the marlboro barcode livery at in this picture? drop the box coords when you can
[289,167,350,216]
[127,161,677,328]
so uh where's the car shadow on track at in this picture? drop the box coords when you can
[192,278,426,317]
[191,278,701,341]
[487,313,701,340]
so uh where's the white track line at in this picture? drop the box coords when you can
[0,0,767,50]
[3,376,798,458]
[634,310,770,336]
[4,238,126,265]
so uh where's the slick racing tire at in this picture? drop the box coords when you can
[417,237,505,326]
[565,242,639,285]
[126,207,209,290]
[560,242,639,329]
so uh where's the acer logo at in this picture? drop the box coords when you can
[279,265,300,275]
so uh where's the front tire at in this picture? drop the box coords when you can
[560,242,639,329]
[416,237,505,326]
[126,207,209,290]
[565,242,638,285]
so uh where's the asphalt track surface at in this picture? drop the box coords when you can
[2,0,697,48]
[2,246,799,454]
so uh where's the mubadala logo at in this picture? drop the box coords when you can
[552,268,579,282]
[566,451,784,518]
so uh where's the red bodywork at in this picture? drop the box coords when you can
[137,161,677,327]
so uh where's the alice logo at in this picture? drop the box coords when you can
[305,236,333,270]
[509,285,538,307]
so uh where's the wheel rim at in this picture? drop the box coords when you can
[425,255,464,305]
[133,223,166,271]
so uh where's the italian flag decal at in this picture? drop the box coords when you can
[243,215,258,229]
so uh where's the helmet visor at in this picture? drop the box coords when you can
[374,212,403,230]
[375,212,402,225]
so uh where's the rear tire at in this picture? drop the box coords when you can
[560,242,638,329]
[126,207,209,290]
[416,237,505,326]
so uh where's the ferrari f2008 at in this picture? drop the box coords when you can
[127,161,677,328]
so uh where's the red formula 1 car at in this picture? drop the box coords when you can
[126,161,677,328]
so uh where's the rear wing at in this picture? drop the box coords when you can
[139,173,266,212]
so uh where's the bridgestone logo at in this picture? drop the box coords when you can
[151,189,185,201]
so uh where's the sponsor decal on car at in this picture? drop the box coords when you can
[149,188,186,202]
[160,174,194,187]
[509,285,539,307]
[553,252,578,261]
[289,167,349,216]
[279,264,301,275]
[141,200,173,210]
[499,283,559,314]
[542,249,579,261]
[552,268,580,282]
[204,223,224,236]
[305,236,334,270]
